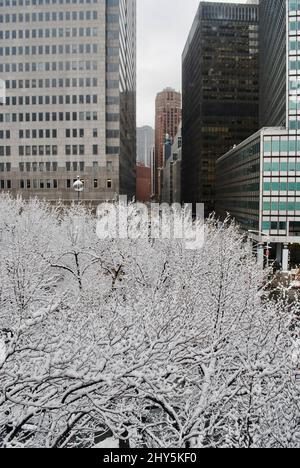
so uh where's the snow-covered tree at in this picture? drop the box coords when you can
[0,195,299,448]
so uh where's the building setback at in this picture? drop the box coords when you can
[182,1,259,214]
[216,0,300,270]
[155,88,181,200]
[0,0,136,204]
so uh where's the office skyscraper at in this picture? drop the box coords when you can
[216,0,300,270]
[155,88,181,200]
[0,0,136,204]
[182,1,259,214]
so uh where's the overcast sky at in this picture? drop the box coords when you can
[137,0,247,128]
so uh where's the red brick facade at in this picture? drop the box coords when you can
[136,164,152,202]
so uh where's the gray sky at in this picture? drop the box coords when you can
[137,0,247,128]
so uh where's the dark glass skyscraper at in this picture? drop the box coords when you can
[182,1,259,214]
[118,0,136,198]
[259,0,286,127]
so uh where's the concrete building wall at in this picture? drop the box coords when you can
[0,0,136,205]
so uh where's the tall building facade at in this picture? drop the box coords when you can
[182,1,259,214]
[216,0,300,271]
[155,88,181,200]
[0,0,136,204]
[259,0,286,127]
[137,125,154,167]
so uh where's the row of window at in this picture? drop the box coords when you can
[0,27,100,40]
[289,97,300,111]
[4,95,118,107]
[66,129,85,139]
[289,20,300,31]
[201,3,258,22]
[289,59,300,71]
[0,0,99,6]
[21,179,58,189]
[0,146,10,156]
[0,180,11,189]
[0,10,98,23]
[0,28,118,41]
[1,160,114,172]
[264,182,300,192]
[66,161,84,171]
[19,161,114,172]
[28,145,118,156]
[19,129,57,139]
[18,179,113,189]
[18,129,100,139]
[0,179,114,191]
[66,179,112,189]
[19,145,58,156]
[4,78,98,89]
[65,145,85,156]
[289,1,300,11]
[0,130,10,139]
[262,221,287,231]
[19,162,58,172]
[289,39,300,51]
[289,78,300,90]
[264,161,300,171]
[19,145,112,156]
[263,201,300,211]
[6,95,98,106]
[0,60,98,73]
[0,162,10,171]
[0,111,101,122]
[2,145,119,157]
[0,43,98,56]
[289,120,300,130]
[264,138,300,153]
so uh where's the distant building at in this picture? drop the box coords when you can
[136,163,151,203]
[150,145,155,198]
[155,88,181,200]
[137,126,154,167]
[182,1,259,214]
[162,124,182,204]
